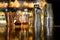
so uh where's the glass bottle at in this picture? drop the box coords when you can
[22,1,28,8]
[44,4,53,40]
[0,10,7,40]
[14,0,20,8]
[38,1,46,40]
[14,10,21,37]
[9,10,22,40]
[39,0,53,40]
[21,8,29,40]
[40,8,45,40]
[34,4,41,40]
[9,11,15,40]
[28,9,34,40]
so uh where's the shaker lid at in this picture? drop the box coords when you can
[34,4,39,8]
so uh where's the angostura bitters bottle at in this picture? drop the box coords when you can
[34,4,41,40]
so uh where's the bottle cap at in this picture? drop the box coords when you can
[24,8,28,12]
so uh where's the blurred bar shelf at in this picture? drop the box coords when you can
[8,7,34,11]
